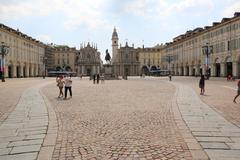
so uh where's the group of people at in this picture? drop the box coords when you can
[92,74,104,84]
[198,74,240,103]
[56,74,73,100]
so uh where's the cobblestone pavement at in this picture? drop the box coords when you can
[43,77,193,160]
[0,78,44,120]
[172,77,240,127]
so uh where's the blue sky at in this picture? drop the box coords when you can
[0,0,240,60]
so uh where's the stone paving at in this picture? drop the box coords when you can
[0,81,53,160]
[43,77,193,160]
[0,78,44,121]
[172,81,240,160]
[175,77,240,128]
[0,77,240,160]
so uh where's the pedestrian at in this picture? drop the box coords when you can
[93,74,96,84]
[233,79,240,103]
[199,75,205,95]
[101,73,105,84]
[56,75,64,98]
[169,74,172,81]
[97,74,100,84]
[64,74,72,99]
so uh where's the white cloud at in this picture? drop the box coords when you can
[123,0,214,19]
[223,1,240,17]
[36,34,52,43]
[0,0,113,31]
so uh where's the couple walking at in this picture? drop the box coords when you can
[56,74,73,100]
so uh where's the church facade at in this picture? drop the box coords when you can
[112,28,140,76]
[76,42,101,76]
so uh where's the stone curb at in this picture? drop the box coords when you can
[37,85,58,160]
[170,82,210,160]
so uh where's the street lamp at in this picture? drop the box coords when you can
[43,56,47,79]
[202,43,213,80]
[0,42,10,82]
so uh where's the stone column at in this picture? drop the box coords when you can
[211,64,216,77]
[26,64,29,77]
[202,64,205,75]
[178,68,181,76]
[232,62,238,78]
[31,66,34,77]
[220,63,225,77]
[183,66,187,76]
[189,66,193,76]
[36,65,39,77]
[81,66,85,75]
[92,66,96,75]
[174,67,177,76]
[5,62,8,78]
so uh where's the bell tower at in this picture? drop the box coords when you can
[112,27,118,62]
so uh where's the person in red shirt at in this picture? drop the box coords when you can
[233,80,240,103]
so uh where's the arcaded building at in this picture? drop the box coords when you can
[163,12,240,78]
[138,44,164,74]
[0,24,45,78]
[76,42,101,76]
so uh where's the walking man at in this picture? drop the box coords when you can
[64,74,72,99]
[233,79,240,103]
[199,75,205,95]
[93,74,96,84]
[97,74,100,84]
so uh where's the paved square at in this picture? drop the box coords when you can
[0,77,240,160]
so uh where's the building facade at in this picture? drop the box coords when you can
[138,44,164,74]
[113,42,140,76]
[0,24,45,78]
[163,12,240,78]
[76,42,101,76]
[45,44,55,72]
[53,45,77,72]
[112,28,140,76]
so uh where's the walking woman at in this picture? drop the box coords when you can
[56,75,64,98]
[233,79,240,103]
[199,75,205,95]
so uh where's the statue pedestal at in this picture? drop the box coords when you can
[103,64,119,80]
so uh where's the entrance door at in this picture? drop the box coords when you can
[125,67,129,76]
[226,62,232,76]
[8,66,12,78]
[200,68,203,76]
[216,63,220,77]
[186,66,189,76]
[193,68,195,76]
[17,66,20,78]
[23,66,26,77]
[86,68,91,76]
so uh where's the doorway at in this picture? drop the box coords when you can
[216,63,220,77]
[226,62,232,76]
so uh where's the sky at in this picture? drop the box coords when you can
[0,0,240,61]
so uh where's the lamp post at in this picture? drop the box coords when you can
[202,43,213,80]
[0,42,10,82]
[43,56,47,79]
